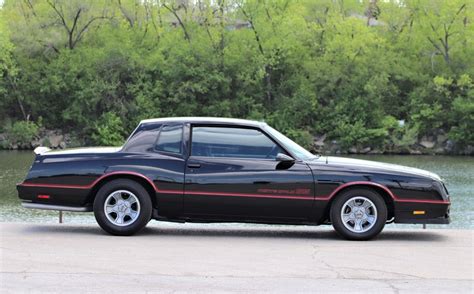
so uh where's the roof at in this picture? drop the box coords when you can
[139,117,266,127]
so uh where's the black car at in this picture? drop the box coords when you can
[17,117,450,240]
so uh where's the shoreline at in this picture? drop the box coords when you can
[1,130,473,156]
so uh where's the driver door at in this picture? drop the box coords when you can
[184,125,315,221]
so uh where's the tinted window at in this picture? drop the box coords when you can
[264,125,316,160]
[155,125,183,154]
[191,127,284,159]
[123,123,162,152]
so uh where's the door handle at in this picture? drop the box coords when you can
[187,163,201,168]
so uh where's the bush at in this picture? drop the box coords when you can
[389,124,419,152]
[91,112,126,146]
[285,129,314,150]
[7,120,39,146]
[448,96,474,147]
[332,120,387,150]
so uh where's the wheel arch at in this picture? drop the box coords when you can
[324,183,395,223]
[86,172,157,208]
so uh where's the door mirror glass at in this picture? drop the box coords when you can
[275,153,294,162]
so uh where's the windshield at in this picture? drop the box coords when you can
[264,125,316,161]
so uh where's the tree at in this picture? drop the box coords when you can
[0,0,472,150]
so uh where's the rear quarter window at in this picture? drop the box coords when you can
[122,123,162,152]
[154,125,183,154]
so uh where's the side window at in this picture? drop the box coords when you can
[155,125,183,154]
[191,127,284,159]
[123,123,162,152]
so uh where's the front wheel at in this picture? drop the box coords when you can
[94,179,152,236]
[330,188,387,240]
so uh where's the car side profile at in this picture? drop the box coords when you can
[17,117,451,240]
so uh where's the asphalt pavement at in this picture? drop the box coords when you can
[0,222,472,293]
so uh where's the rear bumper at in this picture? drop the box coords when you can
[21,202,92,212]
[17,183,91,207]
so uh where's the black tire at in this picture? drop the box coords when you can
[93,179,152,236]
[330,188,387,241]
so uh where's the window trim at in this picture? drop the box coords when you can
[153,123,185,157]
[189,124,290,160]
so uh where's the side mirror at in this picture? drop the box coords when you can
[275,153,295,162]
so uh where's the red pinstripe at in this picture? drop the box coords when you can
[313,181,450,204]
[185,190,313,200]
[18,172,450,204]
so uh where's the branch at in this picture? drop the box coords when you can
[5,73,28,121]
[46,0,71,34]
[447,4,466,32]
[72,16,109,49]
[162,3,191,42]
[70,8,82,35]
[144,0,158,32]
[197,1,217,51]
[118,0,134,27]
[69,8,83,49]
[238,3,264,56]
[25,0,37,17]
[238,2,271,103]
[427,36,443,53]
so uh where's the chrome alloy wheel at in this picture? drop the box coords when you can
[104,190,141,226]
[340,196,378,233]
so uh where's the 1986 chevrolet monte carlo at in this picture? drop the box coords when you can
[17,117,450,240]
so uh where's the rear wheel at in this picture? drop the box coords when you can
[330,188,387,240]
[94,179,152,236]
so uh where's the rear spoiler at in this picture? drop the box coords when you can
[34,146,51,155]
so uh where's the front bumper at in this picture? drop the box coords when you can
[395,215,451,224]
[394,200,450,225]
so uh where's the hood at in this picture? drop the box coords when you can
[34,146,122,156]
[311,156,441,181]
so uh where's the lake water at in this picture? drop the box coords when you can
[0,151,472,229]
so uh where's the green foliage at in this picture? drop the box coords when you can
[7,121,39,146]
[286,129,314,150]
[333,120,388,150]
[91,112,126,146]
[449,96,474,145]
[447,75,474,146]
[0,0,473,150]
[390,124,420,152]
